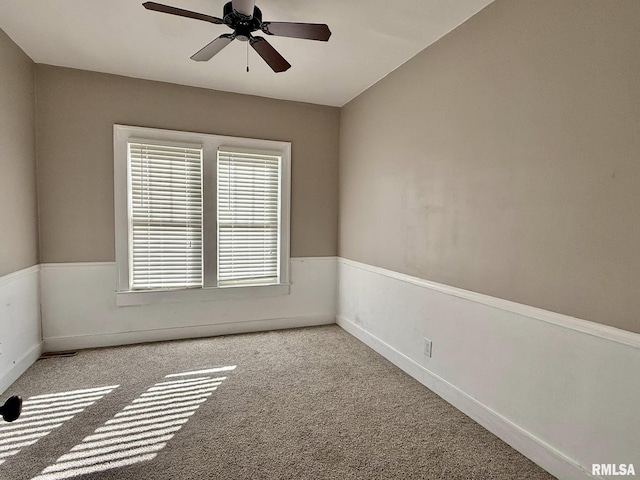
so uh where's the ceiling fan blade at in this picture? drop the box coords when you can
[143,2,224,25]
[261,22,331,41]
[250,37,291,73]
[232,0,255,18]
[191,34,235,62]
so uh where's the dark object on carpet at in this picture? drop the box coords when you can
[0,395,22,422]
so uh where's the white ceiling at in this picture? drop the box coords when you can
[0,0,493,107]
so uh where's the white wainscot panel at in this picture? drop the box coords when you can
[0,266,43,394]
[337,258,640,480]
[41,257,336,350]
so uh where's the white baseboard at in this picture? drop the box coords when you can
[337,258,640,480]
[0,341,44,395]
[40,258,337,351]
[45,314,335,351]
[337,315,589,480]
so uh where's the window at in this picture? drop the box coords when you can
[128,142,204,290]
[217,150,280,286]
[114,125,291,305]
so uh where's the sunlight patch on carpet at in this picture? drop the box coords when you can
[164,366,236,377]
[0,386,118,468]
[30,366,236,480]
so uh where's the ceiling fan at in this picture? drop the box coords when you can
[143,0,331,72]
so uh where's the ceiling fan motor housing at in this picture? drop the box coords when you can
[224,1,262,41]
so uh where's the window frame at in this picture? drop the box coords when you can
[114,125,291,306]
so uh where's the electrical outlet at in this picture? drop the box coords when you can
[423,338,432,358]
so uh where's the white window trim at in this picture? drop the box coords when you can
[114,125,291,306]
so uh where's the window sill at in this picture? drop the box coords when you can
[115,283,290,307]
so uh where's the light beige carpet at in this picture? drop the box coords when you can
[1,325,554,479]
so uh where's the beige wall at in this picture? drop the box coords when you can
[0,29,38,277]
[339,0,640,333]
[35,65,339,263]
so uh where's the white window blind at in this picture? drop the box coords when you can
[128,142,203,290]
[217,150,281,286]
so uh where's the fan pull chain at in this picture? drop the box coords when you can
[246,42,249,73]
